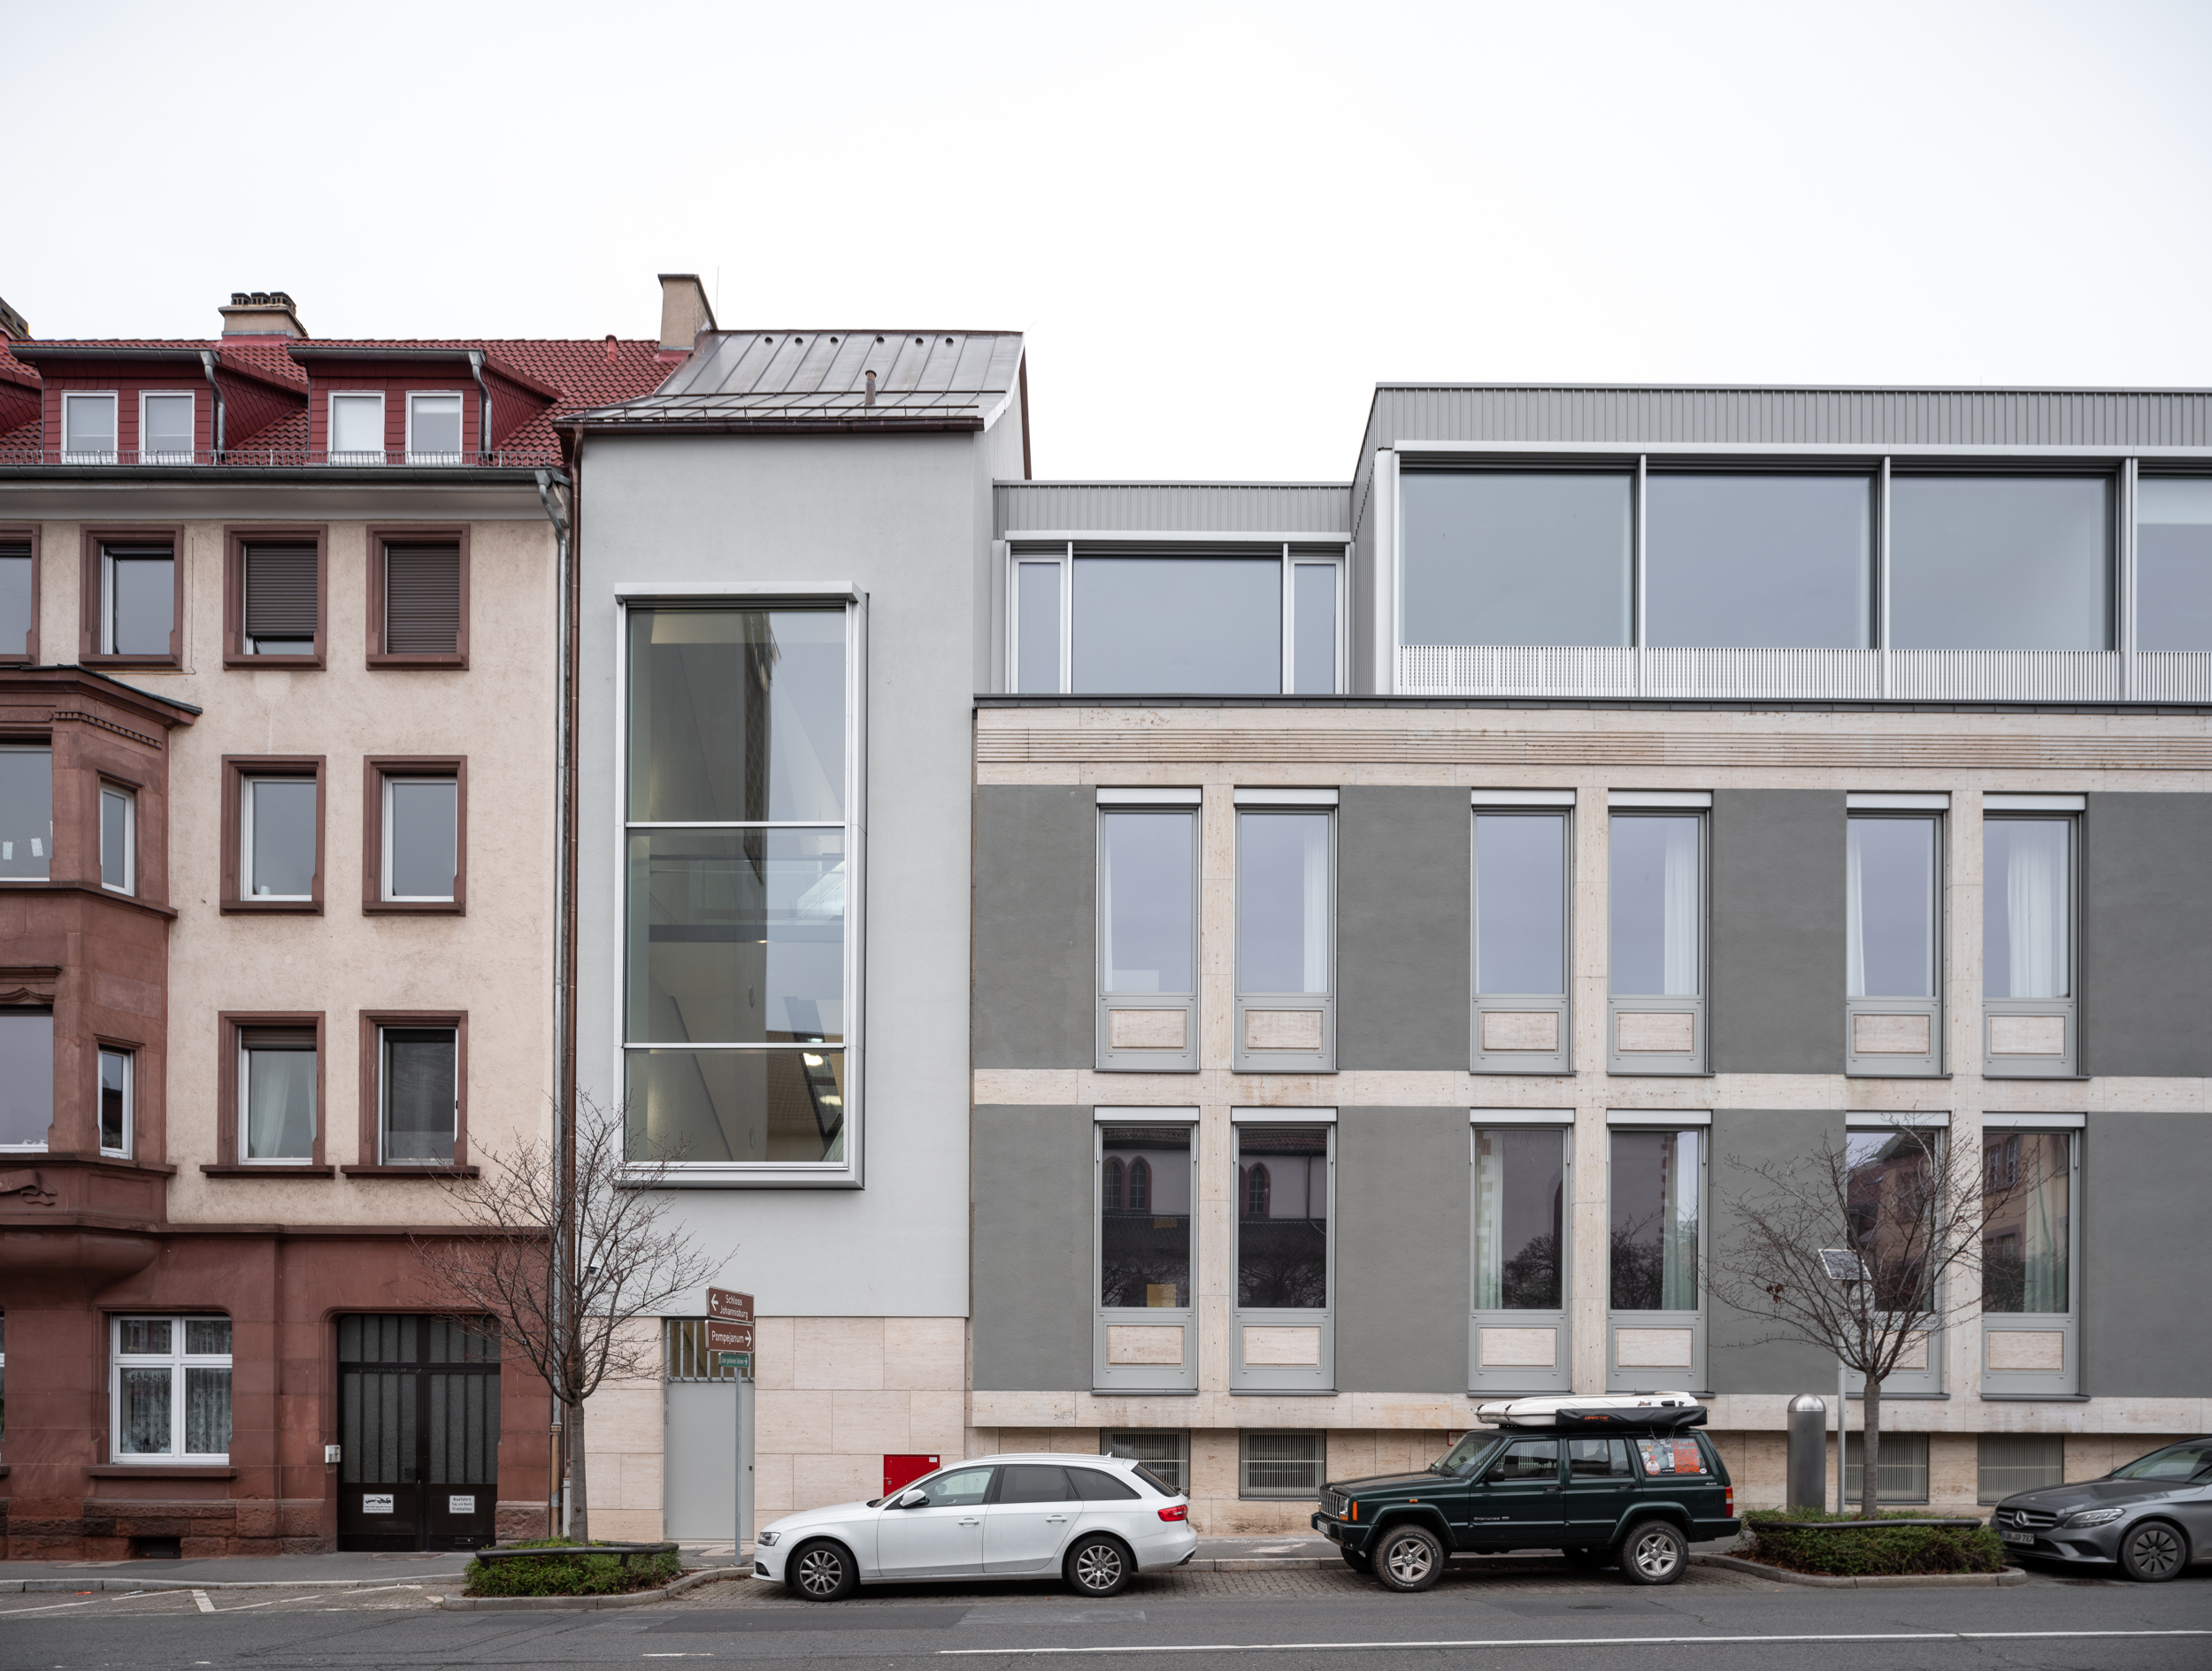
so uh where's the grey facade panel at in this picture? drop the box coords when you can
[1707,1108,1848,1394]
[2083,1113,2212,1399]
[974,784,1095,1069]
[972,1105,1094,1392]
[1337,787,1471,1071]
[1709,790,1846,1076]
[995,481,1350,537]
[2083,793,2212,1077]
[1336,1107,1471,1394]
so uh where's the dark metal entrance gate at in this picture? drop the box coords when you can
[336,1315,501,1552]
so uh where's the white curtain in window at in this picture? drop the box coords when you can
[1661,1131,1700,1311]
[2021,1136,2070,1313]
[1472,1133,1504,1310]
[2004,824,2068,1000]
[1662,821,1699,997]
[1301,816,1330,994]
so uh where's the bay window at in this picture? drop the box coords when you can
[111,1315,232,1463]
[0,1008,52,1151]
[98,1046,133,1157]
[101,782,135,894]
[0,744,51,879]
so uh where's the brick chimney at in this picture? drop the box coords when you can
[219,290,309,339]
[657,274,717,352]
[0,295,27,341]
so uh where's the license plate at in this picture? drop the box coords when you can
[2001,1529,2036,1546]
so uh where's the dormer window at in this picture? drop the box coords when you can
[62,392,119,463]
[406,393,465,464]
[141,392,194,463]
[329,392,385,464]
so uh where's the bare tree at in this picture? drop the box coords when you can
[1707,1125,2037,1520]
[413,1094,722,1545]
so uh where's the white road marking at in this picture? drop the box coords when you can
[940,1629,2212,1657]
[190,1591,214,1614]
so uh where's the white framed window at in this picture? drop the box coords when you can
[240,1027,317,1162]
[98,1046,134,1157]
[406,392,465,464]
[101,782,135,894]
[100,544,175,657]
[382,775,457,901]
[139,390,195,463]
[1010,543,1348,694]
[619,597,863,1180]
[243,776,317,900]
[328,392,386,464]
[61,391,119,463]
[380,1023,458,1164]
[111,1315,232,1463]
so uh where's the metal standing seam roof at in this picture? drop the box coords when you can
[565,329,1025,431]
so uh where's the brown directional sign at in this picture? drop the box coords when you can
[705,1318,755,1353]
[708,1289,754,1323]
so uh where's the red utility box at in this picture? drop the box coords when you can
[884,1454,941,1496]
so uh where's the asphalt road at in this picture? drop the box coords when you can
[2,1557,2207,1671]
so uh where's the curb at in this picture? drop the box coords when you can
[436,1565,746,1612]
[1,1572,465,1595]
[1694,1553,2030,1589]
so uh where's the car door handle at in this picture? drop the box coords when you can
[1045,1514,1070,1522]
[959,1517,981,1526]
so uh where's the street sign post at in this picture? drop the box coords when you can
[708,1290,756,1551]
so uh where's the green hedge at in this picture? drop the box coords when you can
[464,1538,682,1597]
[1743,1509,2005,1576]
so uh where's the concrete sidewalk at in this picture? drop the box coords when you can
[0,1550,480,1592]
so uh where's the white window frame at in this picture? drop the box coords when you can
[1005,540,1351,695]
[327,391,387,464]
[613,586,867,1186]
[137,389,196,464]
[100,547,173,657]
[378,1023,458,1164]
[109,1315,232,1465]
[98,1045,134,1158]
[100,782,135,895]
[381,774,457,902]
[61,391,119,464]
[242,775,315,901]
[405,390,466,464]
[238,1033,316,1164]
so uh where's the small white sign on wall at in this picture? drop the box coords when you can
[449,1495,476,1515]
[362,1494,395,1514]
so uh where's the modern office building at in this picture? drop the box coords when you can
[0,282,675,1556]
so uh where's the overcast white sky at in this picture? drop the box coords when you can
[9,0,2210,479]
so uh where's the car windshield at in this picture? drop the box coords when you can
[1432,1432,1500,1476]
[2109,1442,2212,1482]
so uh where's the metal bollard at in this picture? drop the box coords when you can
[1787,1394,1828,1512]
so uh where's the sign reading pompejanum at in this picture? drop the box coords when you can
[705,1317,754,1353]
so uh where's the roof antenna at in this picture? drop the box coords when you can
[864,368,876,408]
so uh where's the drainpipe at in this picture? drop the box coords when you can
[469,352,491,464]
[534,464,577,1537]
[199,350,226,460]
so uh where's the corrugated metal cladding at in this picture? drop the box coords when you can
[1348,383,2212,534]
[994,481,1351,536]
[572,329,1023,425]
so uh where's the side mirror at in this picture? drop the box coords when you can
[895,1488,929,1508]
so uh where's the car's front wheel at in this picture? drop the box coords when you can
[1617,1521,1687,1586]
[788,1539,857,1602]
[2118,1521,2189,1583]
[1373,1524,1445,1592]
[1064,1534,1133,1598]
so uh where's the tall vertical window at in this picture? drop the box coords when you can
[380,1025,458,1164]
[1889,477,2111,650]
[1609,1128,1700,1312]
[1232,1119,1333,1391]
[1980,1124,2078,1395]
[1473,802,1571,1070]
[1471,1121,1571,1392]
[1014,557,1062,693]
[1290,558,1340,694]
[1983,809,2076,1076]
[111,1316,232,1464]
[0,1009,53,1150]
[624,606,852,1169]
[2137,478,2212,651]
[329,392,386,464]
[98,1046,133,1156]
[0,540,32,661]
[1096,797,1199,1070]
[140,391,195,463]
[1095,1121,1195,1391]
[240,1026,317,1162]
[1607,802,1705,1071]
[244,777,318,900]
[62,392,118,463]
[1400,471,1632,648]
[1846,809,1942,1074]
[101,544,175,657]
[101,783,135,894]
[406,392,465,464]
[1234,797,1334,1069]
[0,745,52,879]
[1645,474,1872,649]
[382,775,458,902]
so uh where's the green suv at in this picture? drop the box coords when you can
[1311,1413,1738,1590]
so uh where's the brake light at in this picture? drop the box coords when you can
[1156,1503,1188,1522]
[1724,1487,1735,1514]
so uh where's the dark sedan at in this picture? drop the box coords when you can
[1991,1437,2212,1581]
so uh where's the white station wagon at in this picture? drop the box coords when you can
[752,1453,1197,1600]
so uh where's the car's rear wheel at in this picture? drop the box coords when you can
[788,1539,857,1601]
[2118,1521,2189,1583]
[1340,1545,1372,1573]
[1617,1521,1687,1586]
[1373,1524,1445,1592]
[1064,1534,1133,1598]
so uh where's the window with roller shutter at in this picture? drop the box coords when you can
[370,535,468,666]
[225,528,325,667]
